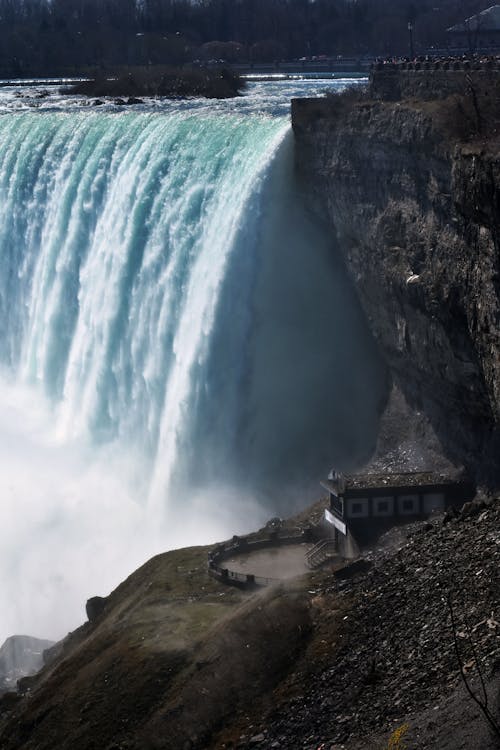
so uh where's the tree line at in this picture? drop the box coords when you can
[0,0,488,76]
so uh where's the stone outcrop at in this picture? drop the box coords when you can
[85,595,108,622]
[292,93,500,488]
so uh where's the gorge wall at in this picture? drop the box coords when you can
[292,91,500,488]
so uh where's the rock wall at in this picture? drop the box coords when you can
[292,96,500,487]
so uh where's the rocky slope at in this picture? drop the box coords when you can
[0,537,313,750]
[0,498,497,750]
[292,89,500,487]
[225,498,500,750]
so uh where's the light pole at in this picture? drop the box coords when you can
[408,21,414,59]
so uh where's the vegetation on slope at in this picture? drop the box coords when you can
[0,542,314,750]
[64,67,244,99]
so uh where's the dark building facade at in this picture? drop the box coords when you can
[322,471,475,550]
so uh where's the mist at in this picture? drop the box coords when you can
[0,377,268,645]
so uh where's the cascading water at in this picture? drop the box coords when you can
[0,81,387,643]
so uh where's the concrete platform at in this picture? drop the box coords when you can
[225,543,312,581]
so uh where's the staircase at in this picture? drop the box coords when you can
[306,539,337,569]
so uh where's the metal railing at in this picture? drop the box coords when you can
[371,60,500,72]
[207,528,316,589]
[306,539,337,569]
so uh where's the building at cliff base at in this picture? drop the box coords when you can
[322,471,475,553]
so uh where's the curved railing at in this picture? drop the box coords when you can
[207,528,316,589]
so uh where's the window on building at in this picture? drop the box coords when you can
[331,494,344,517]
[398,494,419,515]
[348,498,369,517]
[373,496,394,517]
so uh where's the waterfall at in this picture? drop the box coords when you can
[0,105,386,641]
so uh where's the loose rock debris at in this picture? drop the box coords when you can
[235,499,500,749]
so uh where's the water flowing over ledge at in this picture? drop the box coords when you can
[0,102,386,641]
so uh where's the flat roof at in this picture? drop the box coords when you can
[344,471,465,489]
[448,4,500,32]
[322,470,468,493]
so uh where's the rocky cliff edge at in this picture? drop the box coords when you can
[292,88,500,488]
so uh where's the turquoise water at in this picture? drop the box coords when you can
[0,81,384,642]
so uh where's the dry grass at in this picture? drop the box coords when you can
[320,79,500,148]
[426,86,500,144]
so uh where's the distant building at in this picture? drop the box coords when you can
[322,471,475,552]
[447,5,500,52]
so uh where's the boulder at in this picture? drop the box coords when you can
[86,596,108,622]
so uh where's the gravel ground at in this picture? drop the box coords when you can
[232,497,500,749]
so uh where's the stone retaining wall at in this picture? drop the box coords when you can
[371,61,500,100]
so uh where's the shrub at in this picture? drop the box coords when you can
[385,722,409,750]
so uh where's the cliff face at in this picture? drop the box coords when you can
[292,95,500,486]
[0,636,54,693]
